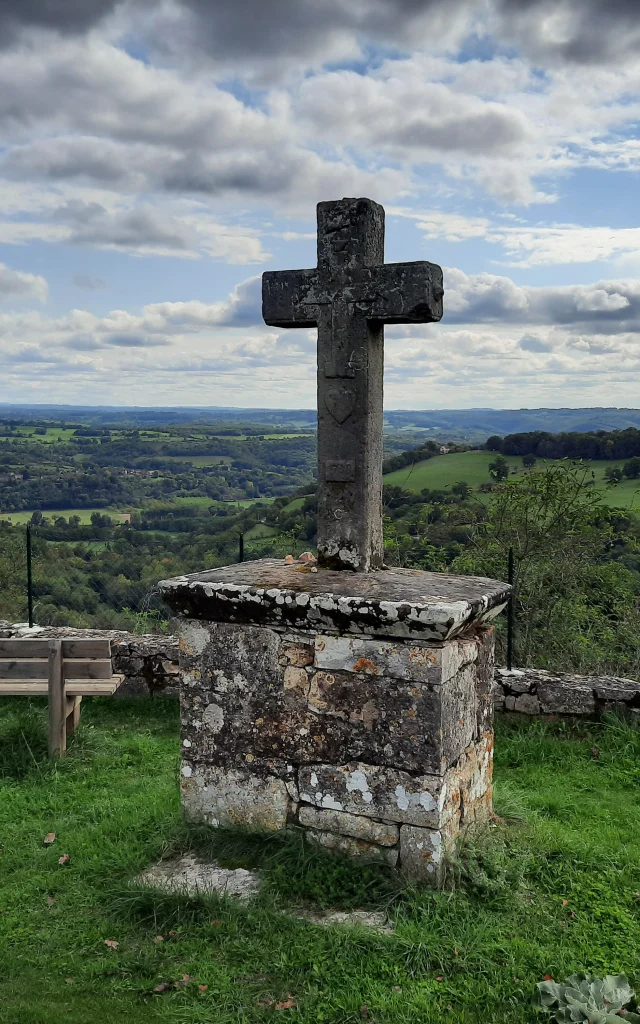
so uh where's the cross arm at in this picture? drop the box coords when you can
[363,260,444,324]
[262,268,320,328]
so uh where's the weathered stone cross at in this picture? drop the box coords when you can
[263,197,443,571]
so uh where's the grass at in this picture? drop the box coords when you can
[384,452,640,510]
[1,702,639,1024]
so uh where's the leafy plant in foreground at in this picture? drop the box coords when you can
[535,973,640,1023]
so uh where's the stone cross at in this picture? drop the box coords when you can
[263,197,443,571]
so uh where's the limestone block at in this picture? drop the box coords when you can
[594,679,640,702]
[509,677,534,695]
[298,762,445,828]
[313,634,477,684]
[537,681,595,715]
[306,830,398,866]
[513,693,541,715]
[441,663,480,765]
[298,806,399,846]
[180,762,292,830]
[440,732,493,831]
[504,695,516,711]
[399,825,445,879]
[280,642,314,667]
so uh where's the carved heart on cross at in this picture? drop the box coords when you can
[325,385,355,424]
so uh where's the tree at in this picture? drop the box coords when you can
[605,466,623,484]
[488,455,509,481]
[30,510,43,525]
[522,453,536,468]
[453,462,640,676]
[485,436,502,451]
[623,457,640,480]
[451,481,471,499]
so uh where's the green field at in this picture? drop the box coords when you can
[384,452,640,510]
[244,523,278,540]
[283,496,306,511]
[159,455,233,466]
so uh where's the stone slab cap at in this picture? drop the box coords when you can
[159,558,510,640]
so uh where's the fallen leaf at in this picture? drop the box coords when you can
[58,853,71,866]
[44,833,56,846]
[175,974,195,989]
[360,1006,369,1018]
[198,985,208,993]
[544,975,554,981]
[153,982,173,995]
[65,979,74,985]
[154,935,164,943]
[592,746,600,759]
[435,976,444,982]
[562,899,569,906]
[284,554,295,564]
[210,919,221,927]
[392,986,402,993]
[104,939,119,950]
[258,999,275,1008]
[47,896,55,906]
[276,996,297,1010]
[167,930,178,941]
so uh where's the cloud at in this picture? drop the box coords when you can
[0,262,47,303]
[72,274,106,290]
[519,333,553,352]
[104,332,171,347]
[55,200,195,253]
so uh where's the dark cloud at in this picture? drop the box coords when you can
[104,333,170,347]
[55,200,194,251]
[72,274,106,290]
[495,0,640,65]
[519,333,552,352]
[0,0,638,67]
[0,0,123,44]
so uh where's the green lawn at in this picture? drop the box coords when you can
[1,701,639,1024]
[384,452,640,510]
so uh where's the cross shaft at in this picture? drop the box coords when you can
[263,197,443,571]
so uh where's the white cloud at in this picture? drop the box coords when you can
[0,263,47,303]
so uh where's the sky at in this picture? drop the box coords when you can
[1,0,640,410]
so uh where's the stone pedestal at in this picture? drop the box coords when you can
[159,560,509,881]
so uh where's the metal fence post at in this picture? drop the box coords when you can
[26,524,34,627]
[238,533,244,563]
[507,546,515,671]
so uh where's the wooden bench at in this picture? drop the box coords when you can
[0,638,123,758]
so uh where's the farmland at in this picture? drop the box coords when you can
[384,451,640,510]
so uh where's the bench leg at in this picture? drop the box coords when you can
[65,696,82,741]
[48,640,66,759]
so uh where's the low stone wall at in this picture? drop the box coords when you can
[495,667,640,717]
[0,621,180,696]
[2,619,638,715]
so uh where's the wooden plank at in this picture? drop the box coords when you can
[0,638,112,659]
[0,659,49,678]
[0,679,122,696]
[48,640,65,759]
[65,695,82,740]
[0,658,113,680]
[63,659,113,680]
[62,639,111,659]
[0,640,50,658]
